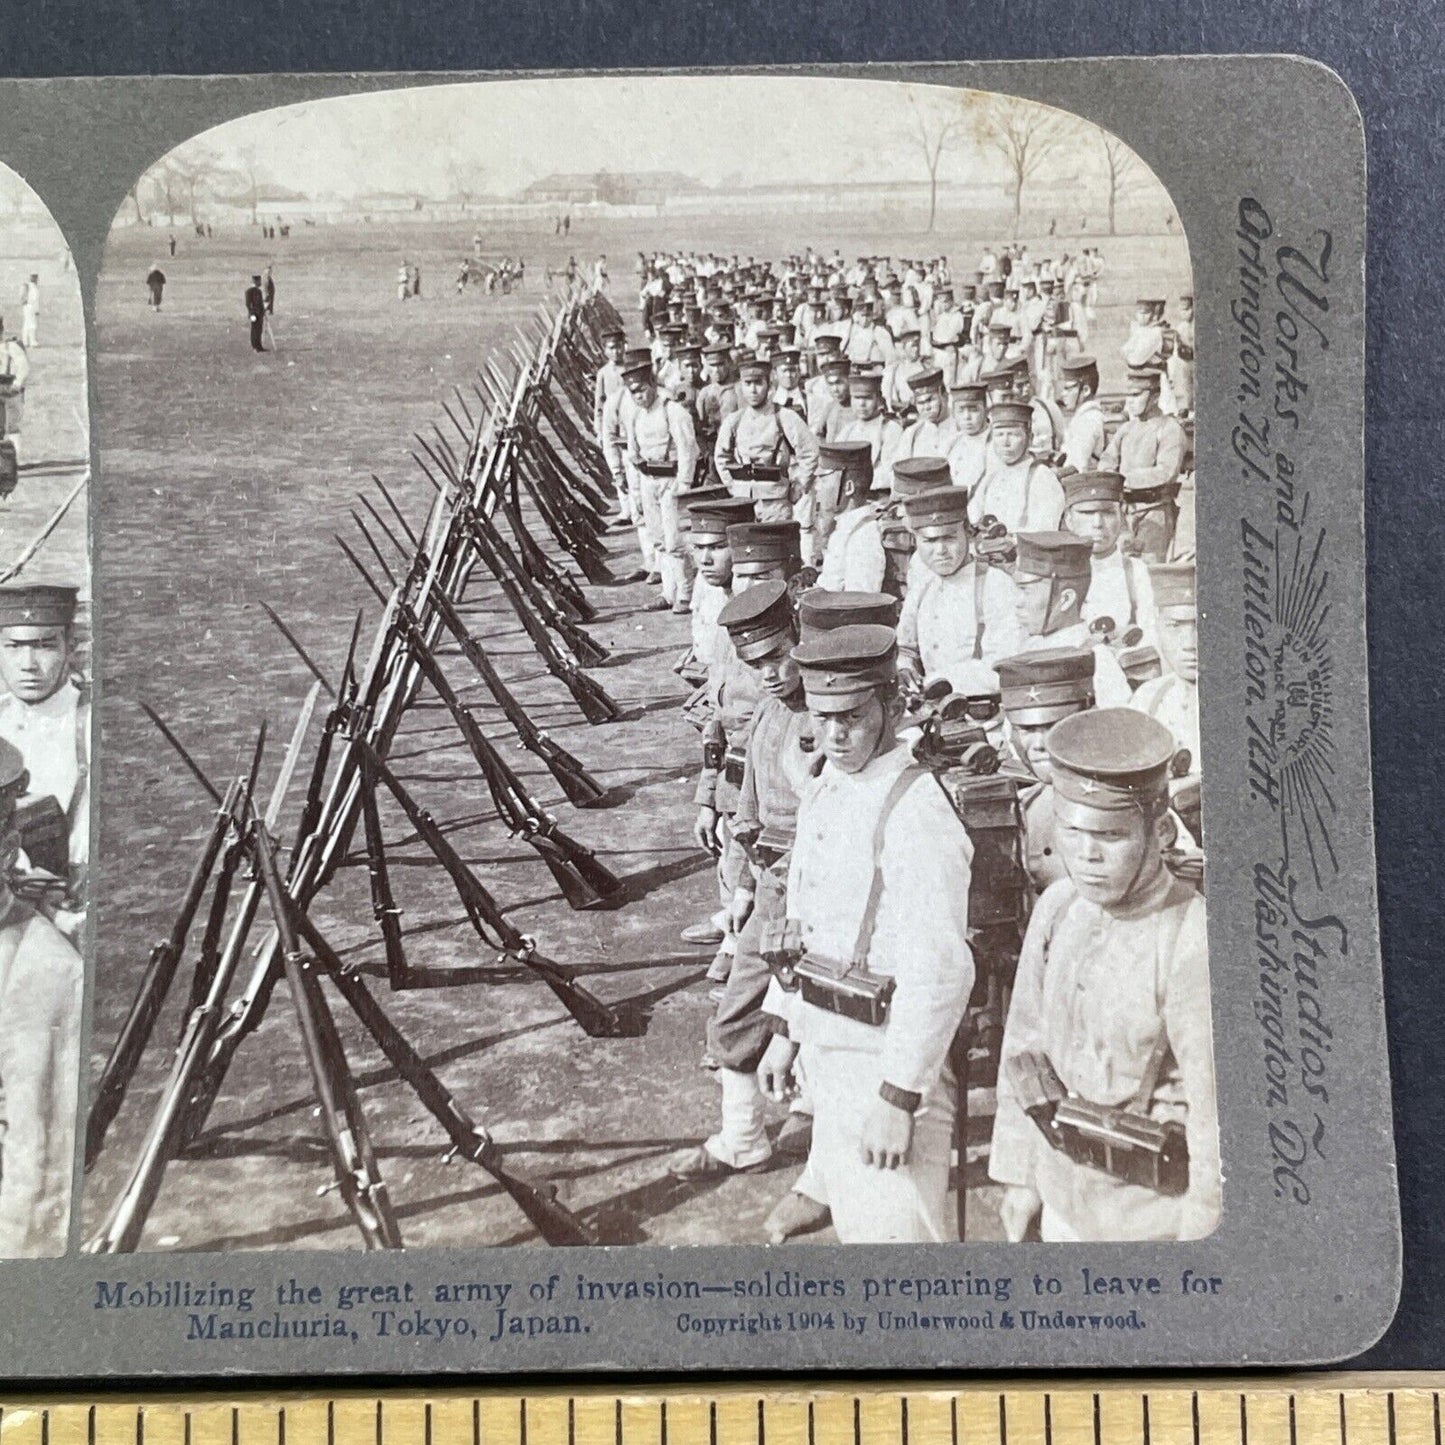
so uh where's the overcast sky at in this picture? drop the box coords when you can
[157,75,1167,202]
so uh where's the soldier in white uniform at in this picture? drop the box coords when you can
[995,648,1097,893]
[816,441,886,593]
[970,400,1066,536]
[835,371,902,497]
[881,329,927,415]
[1010,532,1133,708]
[946,381,991,493]
[804,335,843,413]
[896,482,1023,694]
[622,356,700,614]
[1168,294,1195,417]
[1061,471,1158,648]
[592,326,627,441]
[893,369,959,463]
[684,523,798,963]
[19,276,39,351]
[681,491,754,686]
[990,708,1220,1242]
[807,355,854,442]
[603,348,657,580]
[1101,368,1188,564]
[0,585,89,915]
[670,581,816,1179]
[0,735,83,1257]
[835,297,894,367]
[758,623,975,1243]
[1131,562,1200,765]
[0,322,31,451]
[715,357,821,566]
[1057,354,1108,475]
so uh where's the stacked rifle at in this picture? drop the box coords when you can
[87,292,648,1252]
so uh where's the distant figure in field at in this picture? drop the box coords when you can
[0,317,31,448]
[263,265,276,315]
[168,233,176,257]
[245,274,267,351]
[411,261,423,298]
[592,254,609,292]
[563,213,571,236]
[473,231,484,259]
[19,275,39,349]
[145,265,166,310]
[397,259,411,302]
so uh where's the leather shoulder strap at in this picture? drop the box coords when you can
[1130,893,1192,1111]
[850,763,926,966]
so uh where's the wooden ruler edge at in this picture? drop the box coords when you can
[0,1371,1441,1409]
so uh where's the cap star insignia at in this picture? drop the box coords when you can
[1026,686,1041,701]
[1082,778,1098,794]
[19,608,33,621]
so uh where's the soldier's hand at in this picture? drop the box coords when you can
[757,1035,800,1104]
[693,806,722,856]
[860,1097,915,1171]
[1000,1185,1044,1242]
[727,888,755,936]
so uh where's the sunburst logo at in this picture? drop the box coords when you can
[1272,529,1337,889]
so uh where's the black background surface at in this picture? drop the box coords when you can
[5,0,1441,1374]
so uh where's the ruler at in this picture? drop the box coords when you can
[0,1379,1440,1445]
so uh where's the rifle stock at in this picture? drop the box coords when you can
[85,780,240,1170]
[430,590,606,808]
[399,613,619,910]
[284,901,596,1246]
[357,740,638,1036]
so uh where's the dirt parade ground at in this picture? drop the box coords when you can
[83,214,1190,1252]
[0,219,88,600]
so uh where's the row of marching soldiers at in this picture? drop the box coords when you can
[592,257,1217,1245]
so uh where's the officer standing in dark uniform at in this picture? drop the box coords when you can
[244,274,267,352]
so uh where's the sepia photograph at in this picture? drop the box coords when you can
[80,73,1211,1255]
[0,163,91,1258]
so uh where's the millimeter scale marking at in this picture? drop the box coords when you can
[0,1381,1442,1445]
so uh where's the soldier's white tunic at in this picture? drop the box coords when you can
[765,744,975,1242]
[1101,412,1187,493]
[835,413,902,496]
[898,563,1024,693]
[1082,548,1157,644]
[817,507,887,594]
[895,414,960,463]
[1131,672,1200,762]
[1060,398,1108,473]
[689,577,731,674]
[0,681,87,867]
[990,871,1220,1240]
[0,900,82,1256]
[948,429,990,493]
[970,457,1066,534]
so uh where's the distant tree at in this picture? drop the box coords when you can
[907,92,965,233]
[986,96,1074,237]
[444,148,489,211]
[593,171,631,206]
[1100,131,1152,236]
[138,138,248,227]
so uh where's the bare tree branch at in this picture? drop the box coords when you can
[1099,131,1151,235]
[906,91,965,233]
[985,96,1074,237]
